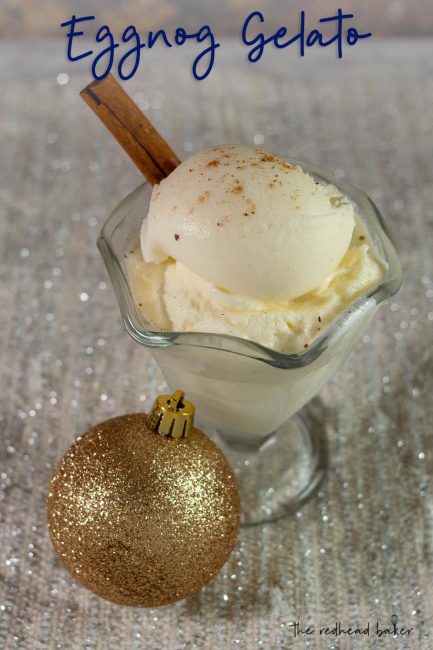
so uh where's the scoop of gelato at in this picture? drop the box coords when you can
[141,145,355,300]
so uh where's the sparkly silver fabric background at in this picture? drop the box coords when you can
[0,40,432,649]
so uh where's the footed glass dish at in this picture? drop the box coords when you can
[98,161,402,525]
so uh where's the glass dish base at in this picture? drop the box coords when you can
[204,410,328,525]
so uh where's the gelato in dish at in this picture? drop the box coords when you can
[141,145,355,300]
[128,145,385,353]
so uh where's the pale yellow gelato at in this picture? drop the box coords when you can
[129,145,385,353]
[141,145,355,300]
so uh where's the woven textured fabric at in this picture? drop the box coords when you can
[0,40,432,649]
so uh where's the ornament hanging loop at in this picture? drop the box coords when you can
[147,389,195,439]
[168,390,185,411]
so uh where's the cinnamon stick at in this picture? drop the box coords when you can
[80,74,180,185]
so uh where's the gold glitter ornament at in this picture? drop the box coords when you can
[47,391,240,607]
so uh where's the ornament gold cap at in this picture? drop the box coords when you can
[147,390,195,439]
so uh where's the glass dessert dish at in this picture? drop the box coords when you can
[98,160,402,525]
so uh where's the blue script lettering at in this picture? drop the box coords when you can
[60,15,95,62]
[241,9,372,61]
[60,11,371,81]
[118,26,145,80]
[92,25,119,80]
[60,16,219,81]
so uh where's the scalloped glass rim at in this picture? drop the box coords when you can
[97,159,402,369]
